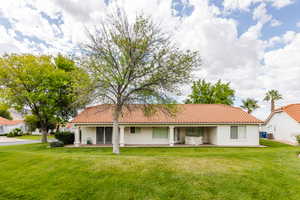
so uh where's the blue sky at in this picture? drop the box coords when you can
[0,0,299,119]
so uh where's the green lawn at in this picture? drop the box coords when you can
[0,140,300,200]
[14,135,55,140]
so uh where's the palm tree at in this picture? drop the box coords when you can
[264,90,283,112]
[241,98,260,114]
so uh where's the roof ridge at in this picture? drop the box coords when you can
[282,103,300,109]
[274,103,300,111]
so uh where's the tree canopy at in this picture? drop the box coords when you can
[0,54,93,142]
[0,103,12,120]
[185,79,235,105]
[264,89,283,112]
[241,98,259,114]
[83,11,200,154]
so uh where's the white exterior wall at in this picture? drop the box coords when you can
[0,123,26,135]
[265,112,300,143]
[79,125,259,146]
[216,125,259,146]
[81,127,97,144]
[124,127,169,144]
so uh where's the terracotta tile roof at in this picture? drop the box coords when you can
[273,104,300,123]
[0,117,23,125]
[72,104,263,124]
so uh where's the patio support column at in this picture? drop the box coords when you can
[74,126,80,147]
[169,126,175,146]
[120,126,125,147]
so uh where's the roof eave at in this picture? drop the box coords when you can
[72,122,263,126]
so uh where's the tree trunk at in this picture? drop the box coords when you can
[112,106,121,154]
[271,99,275,112]
[41,128,48,143]
[56,124,60,133]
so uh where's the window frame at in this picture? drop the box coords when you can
[152,127,168,139]
[130,127,140,134]
[230,126,247,140]
[230,126,238,139]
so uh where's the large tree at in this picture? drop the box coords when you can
[83,11,200,154]
[185,79,235,105]
[240,98,259,114]
[0,103,12,120]
[0,54,93,142]
[264,90,283,112]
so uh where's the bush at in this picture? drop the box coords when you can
[54,131,74,145]
[296,135,300,144]
[87,138,92,145]
[7,128,23,137]
[49,141,64,148]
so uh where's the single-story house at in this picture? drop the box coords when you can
[264,104,300,144]
[71,104,263,147]
[0,117,26,135]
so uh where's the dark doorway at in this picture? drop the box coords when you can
[96,127,113,144]
[105,127,112,144]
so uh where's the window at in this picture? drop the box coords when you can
[152,127,168,139]
[186,127,204,137]
[0,126,3,133]
[230,126,238,139]
[230,126,246,139]
[130,127,141,134]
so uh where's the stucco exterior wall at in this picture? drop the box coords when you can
[81,127,97,144]
[79,124,259,146]
[0,123,26,135]
[265,112,300,143]
[216,125,259,146]
[124,127,169,144]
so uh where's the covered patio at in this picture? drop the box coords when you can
[73,125,218,147]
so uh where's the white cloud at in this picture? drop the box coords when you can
[253,3,272,24]
[223,0,262,11]
[0,0,299,120]
[271,0,294,8]
[297,21,300,27]
[282,31,296,43]
[270,19,282,27]
[263,32,300,100]
[223,0,294,11]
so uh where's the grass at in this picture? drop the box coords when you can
[0,140,300,200]
[13,135,55,140]
[259,138,293,147]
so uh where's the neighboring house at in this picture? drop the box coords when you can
[264,104,300,144]
[60,123,76,132]
[0,117,26,135]
[71,104,263,146]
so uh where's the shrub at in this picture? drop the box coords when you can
[7,128,23,137]
[54,131,74,145]
[296,135,300,144]
[87,138,92,145]
[49,141,64,148]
